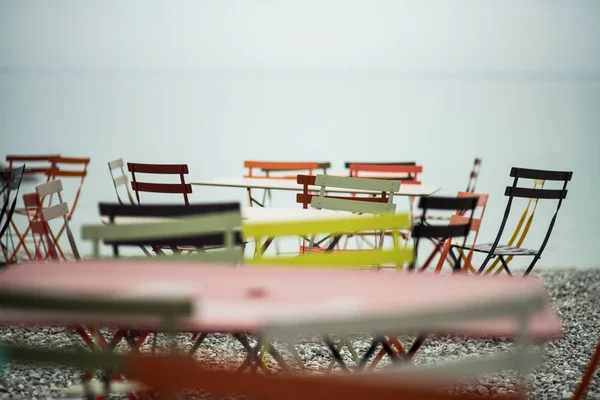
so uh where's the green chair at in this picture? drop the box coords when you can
[82,203,244,263]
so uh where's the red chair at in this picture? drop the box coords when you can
[21,193,60,261]
[127,163,192,205]
[347,163,423,184]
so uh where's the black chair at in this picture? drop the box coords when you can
[346,195,479,373]
[98,202,244,257]
[1,166,25,264]
[451,167,572,277]
[409,195,479,272]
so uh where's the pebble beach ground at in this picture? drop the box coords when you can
[0,268,598,399]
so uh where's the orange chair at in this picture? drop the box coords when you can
[124,348,525,400]
[45,156,90,248]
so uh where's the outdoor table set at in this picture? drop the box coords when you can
[0,155,589,400]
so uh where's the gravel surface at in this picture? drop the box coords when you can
[0,268,598,399]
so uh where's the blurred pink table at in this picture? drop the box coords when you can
[0,260,562,340]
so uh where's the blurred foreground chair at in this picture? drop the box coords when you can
[83,203,244,263]
[0,286,193,399]
[243,212,413,371]
[97,202,244,258]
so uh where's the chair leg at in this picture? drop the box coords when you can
[523,255,541,276]
[477,253,494,274]
[572,339,600,400]
[497,256,513,276]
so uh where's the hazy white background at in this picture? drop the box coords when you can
[1,0,599,268]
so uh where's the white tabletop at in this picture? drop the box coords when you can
[190,177,440,197]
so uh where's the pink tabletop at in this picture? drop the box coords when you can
[0,260,562,340]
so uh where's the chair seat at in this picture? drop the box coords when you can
[412,214,452,221]
[452,242,538,256]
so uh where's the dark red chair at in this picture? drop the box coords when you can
[127,163,192,205]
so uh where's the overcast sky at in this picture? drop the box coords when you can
[1,0,599,72]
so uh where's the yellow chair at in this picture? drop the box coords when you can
[242,212,413,372]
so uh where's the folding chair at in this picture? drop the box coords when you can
[417,192,489,273]
[451,167,573,277]
[263,273,545,398]
[415,158,483,222]
[572,338,600,400]
[243,212,413,373]
[346,163,424,246]
[0,286,193,399]
[127,162,192,205]
[0,166,25,264]
[296,174,398,253]
[21,192,60,261]
[367,195,478,371]
[465,158,482,193]
[24,179,81,261]
[43,156,90,254]
[347,163,423,184]
[82,205,254,376]
[124,352,524,400]
[108,159,137,205]
[244,160,331,207]
[97,202,244,258]
[83,204,244,262]
[4,155,59,263]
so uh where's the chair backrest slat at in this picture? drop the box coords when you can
[314,175,400,193]
[99,202,240,219]
[84,212,241,242]
[412,223,471,239]
[131,182,193,195]
[113,175,128,187]
[311,197,396,214]
[504,187,567,200]
[35,179,63,198]
[510,167,572,181]
[42,202,69,221]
